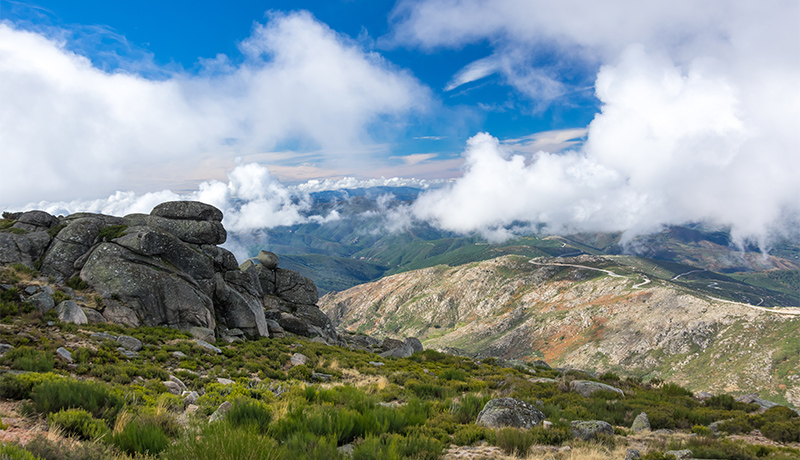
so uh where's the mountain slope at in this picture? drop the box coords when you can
[320,255,800,406]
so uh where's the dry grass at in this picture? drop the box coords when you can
[523,445,630,460]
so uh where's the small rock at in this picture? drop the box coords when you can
[189,326,215,343]
[217,378,235,385]
[529,378,558,384]
[312,373,332,382]
[185,404,199,414]
[25,292,54,312]
[290,353,309,367]
[664,449,693,460]
[631,412,650,432]
[116,335,143,352]
[195,339,222,354]
[257,250,279,269]
[542,420,553,429]
[40,286,55,295]
[55,300,88,325]
[625,448,641,460]
[82,308,107,324]
[369,361,384,367]
[163,381,183,395]
[476,398,546,429]
[117,347,139,359]
[183,391,199,406]
[172,351,187,359]
[91,331,118,341]
[571,420,614,441]
[569,380,625,398]
[0,343,14,355]
[55,347,72,363]
[209,401,232,423]
[696,391,713,400]
[24,286,39,295]
[170,375,187,391]
[227,328,244,337]
[337,444,354,456]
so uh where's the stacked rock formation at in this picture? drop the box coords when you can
[0,202,337,344]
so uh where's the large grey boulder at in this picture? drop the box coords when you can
[379,343,415,359]
[570,420,614,441]
[114,227,214,280]
[81,243,215,331]
[146,215,226,245]
[12,211,59,232]
[476,398,546,429]
[55,300,88,324]
[736,393,782,413]
[40,217,106,279]
[101,300,140,327]
[257,250,279,269]
[570,380,625,398]
[404,337,424,354]
[151,201,223,222]
[213,273,268,337]
[200,245,239,271]
[257,266,318,304]
[0,231,52,267]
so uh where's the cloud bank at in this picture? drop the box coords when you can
[398,0,800,246]
[0,11,429,208]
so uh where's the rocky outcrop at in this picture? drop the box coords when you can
[475,398,545,429]
[570,380,625,398]
[0,203,342,343]
[570,420,614,441]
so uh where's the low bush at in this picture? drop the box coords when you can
[163,423,281,460]
[2,346,54,372]
[110,416,170,456]
[288,364,312,381]
[451,393,488,424]
[47,409,109,441]
[0,443,39,460]
[225,398,272,433]
[352,433,444,460]
[762,420,800,443]
[30,378,123,423]
[0,372,62,400]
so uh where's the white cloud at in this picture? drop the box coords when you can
[0,11,429,208]
[397,0,800,247]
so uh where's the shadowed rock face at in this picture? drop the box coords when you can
[0,201,340,343]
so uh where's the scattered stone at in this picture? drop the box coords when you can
[529,378,558,384]
[170,375,187,392]
[162,381,183,395]
[55,300,88,324]
[266,319,285,338]
[571,420,614,441]
[185,404,200,414]
[257,250,279,269]
[189,326,216,343]
[227,328,244,337]
[172,351,187,359]
[369,361,385,367]
[217,378,235,385]
[25,291,54,312]
[24,286,39,295]
[182,391,199,406]
[195,339,222,354]
[116,335,143,352]
[476,398,546,429]
[664,449,693,460]
[696,391,713,400]
[379,343,414,359]
[55,347,72,363]
[625,448,641,460]
[542,420,553,429]
[736,393,782,413]
[91,331,118,341]
[569,380,624,398]
[631,412,651,432]
[312,373,332,382]
[338,444,354,456]
[209,401,232,423]
[82,308,106,324]
[117,348,139,359]
[0,343,13,355]
[290,353,309,367]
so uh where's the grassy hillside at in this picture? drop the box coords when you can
[1,263,799,459]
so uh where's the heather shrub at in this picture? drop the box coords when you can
[30,379,123,423]
[163,424,281,460]
[2,346,54,372]
[225,397,272,433]
[47,409,109,441]
[109,417,170,456]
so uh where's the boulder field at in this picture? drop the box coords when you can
[0,201,341,344]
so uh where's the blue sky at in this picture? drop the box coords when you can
[1,0,798,246]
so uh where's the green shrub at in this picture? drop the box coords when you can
[288,364,312,381]
[0,372,62,400]
[47,409,109,441]
[225,398,272,433]
[282,431,343,460]
[762,420,800,443]
[0,443,39,460]
[451,394,488,424]
[452,424,492,445]
[30,379,123,423]
[2,346,55,372]
[407,381,454,399]
[163,423,281,460]
[64,276,88,291]
[352,433,444,460]
[47,223,67,238]
[691,425,712,436]
[20,434,117,460]
[440,368,467,381]
[97,225,127,240]
[109,417,170,456]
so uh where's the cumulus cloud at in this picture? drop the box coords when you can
[0,11,429,208]
[397,0,800,246]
